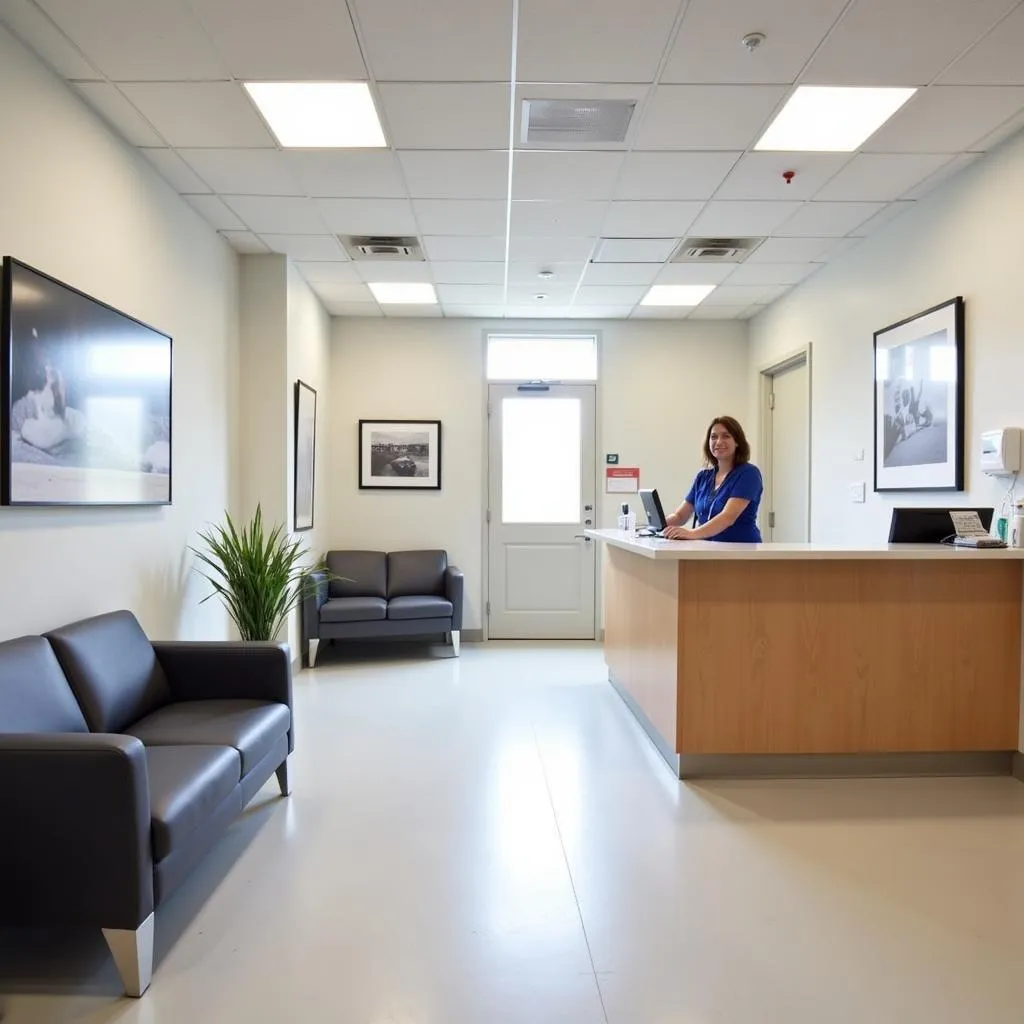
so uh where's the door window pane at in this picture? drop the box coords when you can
[502,398,581,523]
[487,335,597,381]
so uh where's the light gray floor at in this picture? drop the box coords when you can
[3,639,1024,1022]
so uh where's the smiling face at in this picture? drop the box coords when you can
[708,422,737,465]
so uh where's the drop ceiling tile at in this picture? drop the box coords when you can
[183,194,246,231]
[741,305,768,320]
[260,235,346,261]
[614,152,741,200]
[36,0,229,79]
[846,201,916,237]
[715,153,852,201]
[512,152,624,201]
[803,0,1017,86]
[685,305,751,319]
[816,237,863,262]
[73,83,163,146]
[442,305,508,318]
[355,262,433,284]
[654,262,742,285]
[575,286,646,306]
[903,153,980,199]
[223,196,328,234]
[581,263,663,286]
[432,262,506,284]
[3,0,99,77]
[140,149,211,193]
[774,202,885,237]
[507,285,577,305]
[602,201,703,236]
[503,305,576,319]
[286,152,407,199]
[378,84,509,150]
[400,151,509,199]
[423,236,507,261]
[688,200,803,237]
[662,0,849,84]
[413,199,507,235]
[593,237,679,262]
[120,83,275,148]
[316,198,418,236]
[564,306,634,319]
[969,108,1024,151]
[514,84,649,151]
[941,3,1024,84]
[383,305,443,318]
[814,154,953,202]
[507,261,584,284]
[508,237,597,261]
[177,149,304,196]
[630,306,694,319]
[220,231,269,254]
[188,0,365,79]
[312,282,376,304]
[517,0,683,82]
[297,262,361,284]
[636,86,788,150]
[351,0,510,81]
[436,284,506,305]
[322,301,383,318]
[511,201,608,237]
[745,236,840,262]
[863,86,1024,153]
[723,262,817,286]
[701,285,774,306]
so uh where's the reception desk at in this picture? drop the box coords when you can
[588,530,1024,778]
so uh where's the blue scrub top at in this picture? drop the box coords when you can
[685,463,764,543]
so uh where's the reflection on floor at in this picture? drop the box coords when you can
[3,639,1024,1023]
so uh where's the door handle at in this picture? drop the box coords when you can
[574,534,592,542]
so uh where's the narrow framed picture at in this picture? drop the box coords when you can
[874,297,965,492]
[359,419,441,490]
[294,380,316,530]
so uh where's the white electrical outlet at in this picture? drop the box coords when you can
[849,482,866,503]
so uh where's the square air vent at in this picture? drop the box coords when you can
[671,237,764,263]
[341,235,424,261]
[521,99,636,145]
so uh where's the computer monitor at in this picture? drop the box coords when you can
[639,488,668,531]
[888,507,994,544]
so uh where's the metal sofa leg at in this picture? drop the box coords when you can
[451,630,460,656]
[307,638,320,668]
[103,912,154,997]
[276,759,291,796]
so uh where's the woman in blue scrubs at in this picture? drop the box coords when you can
[663,415,763,543]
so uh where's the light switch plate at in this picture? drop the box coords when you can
[849,481,866,503]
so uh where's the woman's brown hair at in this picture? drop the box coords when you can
[702,415,751,467]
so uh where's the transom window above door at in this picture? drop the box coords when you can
[486,334,598,381]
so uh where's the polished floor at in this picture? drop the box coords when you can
[3,640,1024,1023]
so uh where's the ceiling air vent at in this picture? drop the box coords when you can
[671,237,764,263]
[341,235,424,261]
[521,99,636,145]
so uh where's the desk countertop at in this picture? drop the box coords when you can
[586,528,1024,561]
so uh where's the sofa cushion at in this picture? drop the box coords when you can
[145,745,240,862]
[45,610,171,734]
[387,550,447,599]
[328,551,386,599]
[0,636,90,734]
[387,596,454,621]
[126,699,290,777]
[320,597,387,623]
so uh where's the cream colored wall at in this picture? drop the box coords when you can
[0,25,239,642]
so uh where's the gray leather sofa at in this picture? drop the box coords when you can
[303,549,463,666]
[0,609,293,998]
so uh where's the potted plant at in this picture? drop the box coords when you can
[192,504,325,642]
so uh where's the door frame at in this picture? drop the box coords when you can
[759,344,813,542]
[480,329,602,641]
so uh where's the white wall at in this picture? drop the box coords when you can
[0,25,239,642]
[330,318,750,631]
[749,128,1024,545]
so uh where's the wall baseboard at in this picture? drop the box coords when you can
[1013,752,1024,783]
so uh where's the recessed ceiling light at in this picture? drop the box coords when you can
[641,285,716,307]
[368,282,438,305]
[243,82,386,148]
[755,86,915,152]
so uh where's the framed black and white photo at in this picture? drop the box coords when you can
[2,257,172,506]
[359,419,441,490]
[294,380,316,530]
[874,297,964,492]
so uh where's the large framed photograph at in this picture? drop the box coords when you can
[359,419,441,490]
[294,380,316,531]
[874,297,964,492]
[1,257,172,506]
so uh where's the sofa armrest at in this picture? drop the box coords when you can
[0,733,153,930]
[152,641,292,706]
[445,565,464,630]
[302,571,329,641]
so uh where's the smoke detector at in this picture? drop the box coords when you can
[341,235,424,261]
[671,237,764,263]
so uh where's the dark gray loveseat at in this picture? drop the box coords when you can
[302,549,463,666]
[0,610,293,997]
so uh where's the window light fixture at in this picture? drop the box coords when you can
[640,284,716,306]
[368,282,438,305]
[243,82,387,148]
[755,85,916,152]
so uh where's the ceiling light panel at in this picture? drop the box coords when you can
[641,285,717,306]
[244,82,386,148]
[368,282,438,305]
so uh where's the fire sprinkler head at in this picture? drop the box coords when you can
[782,170,796,184]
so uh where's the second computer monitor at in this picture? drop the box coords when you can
[639,488,668,531]
[888,507,994,543]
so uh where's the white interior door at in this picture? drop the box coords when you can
[767,358,810,542]
[487,384,596,639]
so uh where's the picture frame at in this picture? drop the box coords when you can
[359,419,441,490]
[294,380,316,531]
[2,256,172,507]
[874,297,965,493]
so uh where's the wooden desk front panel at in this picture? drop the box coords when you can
[676,559,1022,755]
